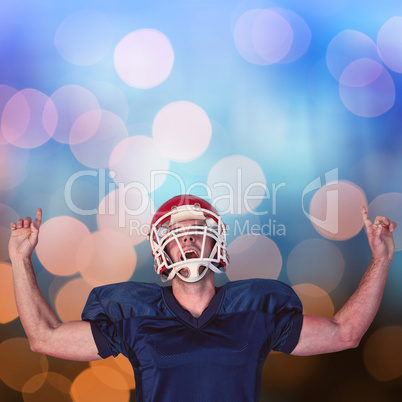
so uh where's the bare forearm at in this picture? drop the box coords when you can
[333,257,391,345]
[293,257,391,356]
[293,210,396,356]
[11,257,61,348]
[9,211,100,361]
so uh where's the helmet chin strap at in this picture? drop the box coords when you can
[173,260,209,283]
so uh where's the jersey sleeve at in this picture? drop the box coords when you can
[269,282,303,354]
[81,287,123,359]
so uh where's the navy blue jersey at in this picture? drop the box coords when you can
[82,279,303,402]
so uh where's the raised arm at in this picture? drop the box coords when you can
[9,209,100,361]
[291,206,397,356]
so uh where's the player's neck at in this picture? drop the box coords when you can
[171,271,215,318]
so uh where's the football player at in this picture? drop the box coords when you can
[9,195,397,401]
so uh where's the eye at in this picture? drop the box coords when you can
[157,225,168,237]
[205,217,218,230]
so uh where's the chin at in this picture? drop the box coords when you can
[179,268,190,278]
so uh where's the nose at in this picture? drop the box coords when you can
[180,232,194,244]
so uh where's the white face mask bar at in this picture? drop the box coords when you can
[149,207,228,283]
[160,225,220,282]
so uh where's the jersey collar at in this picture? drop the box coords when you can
[162,285,225,329]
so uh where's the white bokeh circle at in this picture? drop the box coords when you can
[70,110,128,168]
[54,9,113,66]
[1,89,57,148]
[339,59,395,117]
[207,155,267,215]
[287,239,345,292]
[326,30,380,81]
[50,85,100,144]
[36,216,91,276]
[77,229,137,287]
[377,16,402,73]
[272,8,311,63]
[233,9,293,65]
[97,187,154,246]
[114,29,174,89]
[0,85,18,145]
[109,135,170,192]
[152,101,212,162]
[252,9,293,64]
[226,234,282,281]
[309,180,367,240]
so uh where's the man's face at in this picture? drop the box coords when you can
[164,219,215,278]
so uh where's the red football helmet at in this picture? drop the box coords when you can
[148,195,228,282]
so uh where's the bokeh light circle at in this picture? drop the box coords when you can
[233,9,267,65]
[226,234,282,281]
[0,338,48,391]
[36,216,91,276]
[293,284,335,317]
[377,16,402,73]
[368,192,402,251]
[0,202,20,227]
[109,136,169,192]
[22,372,71,401]
[363,325,402,381]
[54,278,94,322]
[272,8,311,63]
[85,81,129,123]
[54,9,113,66]
[233,9,293,65]
[77,230,136,287]
[90,355,135,390]
[0,84,18,144]
[97,187,153,246]
[339,58,383,87]
[207,155,267,215]
[0,226,11,261]
[339,59,395,117]
[309,180,367,240]
[0,202,20,260]
[326,30,380,81]
[50,85,100,144]
[0,262,19,323]
[252,9,293,64]
[114,29,174,89]
[70,366,130,401]
[1,88,57,148]
[0,144,29,191]
[70,110,128,168]
[0,203,21,260]
[287,239,345,292]
[152,101,212,162]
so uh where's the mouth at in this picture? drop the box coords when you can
[180,249,200,261]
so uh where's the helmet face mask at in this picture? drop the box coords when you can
[149,195,228,283]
